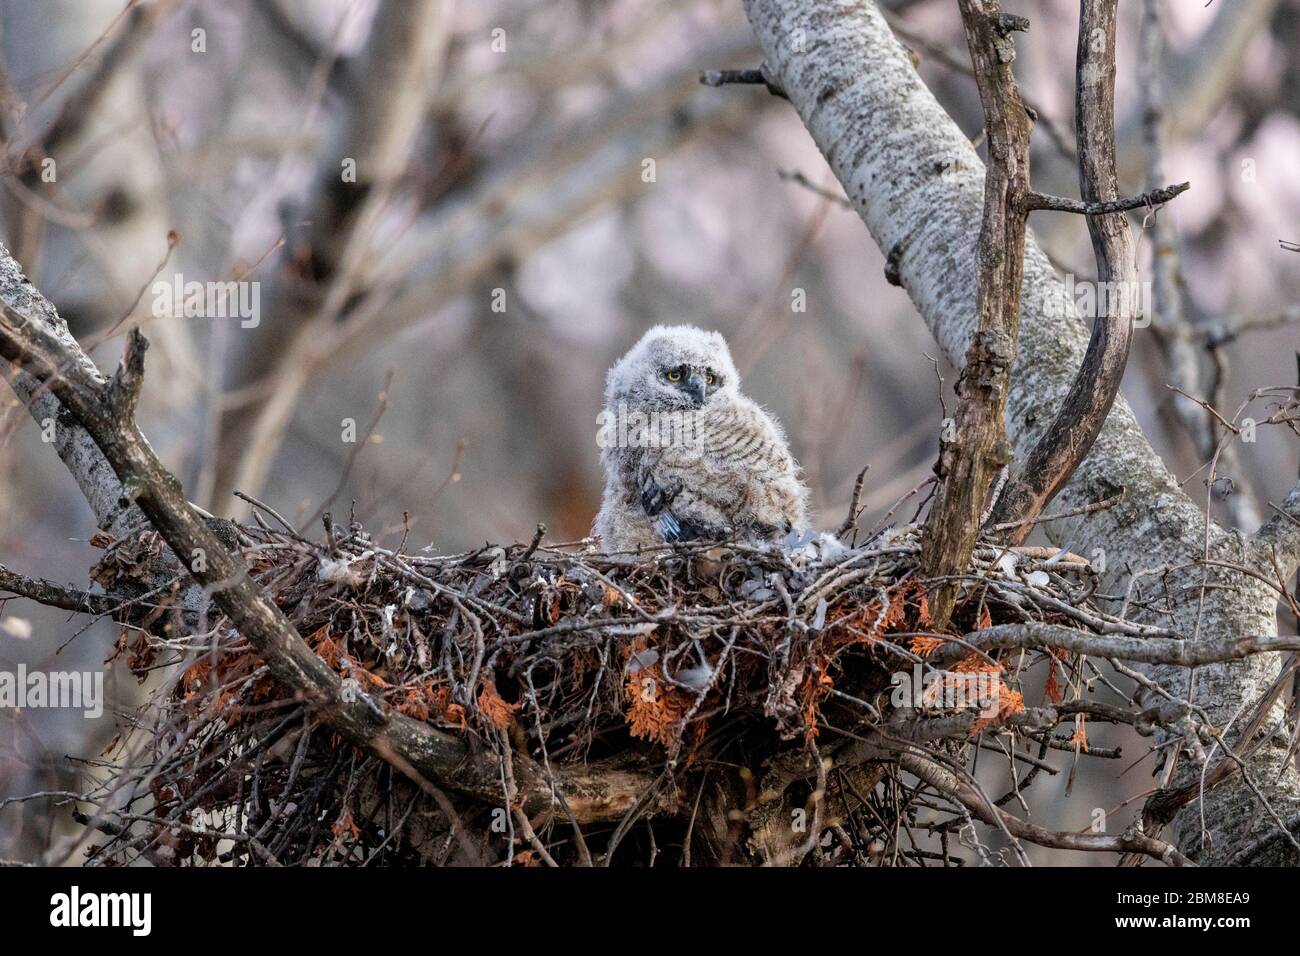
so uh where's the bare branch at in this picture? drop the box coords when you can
[987,0,1140,542]
[0,563,121,615]
[699,66,787,99]
[919,0,1031,627]
[1024,180,1189,215]
[939,622,1300,668]
[898,749,1192,866]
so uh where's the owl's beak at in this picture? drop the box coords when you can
[684,370,707,406]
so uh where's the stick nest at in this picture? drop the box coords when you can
[79,516,1123,866]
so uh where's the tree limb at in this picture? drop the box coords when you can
[919,0,1030,626]
[938,622,1300,668]
[987,0,1142,542]
[0,563,122,615]
[1024,181,1188,215]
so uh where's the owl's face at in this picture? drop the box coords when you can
[607,325,740,412]
[654,360,724,409]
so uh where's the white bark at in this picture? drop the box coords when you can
[0,247,139,537]
[742,0,1299,864]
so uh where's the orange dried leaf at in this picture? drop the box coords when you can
[1070,716,1089,752]
[952,652,1000,674]
[1044,659,1063,705]
[396,686,430,721]
[910,635,946,658]
[915,588,933,628]
[332,811,361,841]
[998,686,1024,719]
[624,666,690,748]
[445,703,466,728]
[478,680,520,728]
[970,681,1025,735]
[311,628,341,670]
[182,660,212,700]
[349,663,389,689]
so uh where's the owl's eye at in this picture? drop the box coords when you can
[706,372,717,386]
[665,368,683,382]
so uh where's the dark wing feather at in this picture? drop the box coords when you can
[637,457,724,542]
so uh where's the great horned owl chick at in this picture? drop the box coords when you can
[594,325,809,552]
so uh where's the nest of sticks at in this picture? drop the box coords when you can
[73,507,1152,866]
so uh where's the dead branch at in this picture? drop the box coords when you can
[699,66,787,99]
[938,623,1300,668]
[0,562,122,615]
[987,0,1165,543]
[898,749,1192,866]
[1023,181,1188,215]
[918,0,1030,628]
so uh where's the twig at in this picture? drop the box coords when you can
[837,465,870,539]
[1024,181,1189,215]
[777,169,852,208]
[989,490,1125,532]
[699,66,787,99]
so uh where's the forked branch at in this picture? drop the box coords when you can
[988,0,1179,541]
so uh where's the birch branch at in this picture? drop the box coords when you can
[0,248,140,536]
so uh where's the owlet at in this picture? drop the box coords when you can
[594,325,809,552]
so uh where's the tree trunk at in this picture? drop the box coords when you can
[741,0,1300,865]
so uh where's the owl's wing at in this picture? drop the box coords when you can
[636,451,728,543]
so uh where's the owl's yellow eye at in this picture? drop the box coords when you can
[666,368,682,382]
[706,372,717,386]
